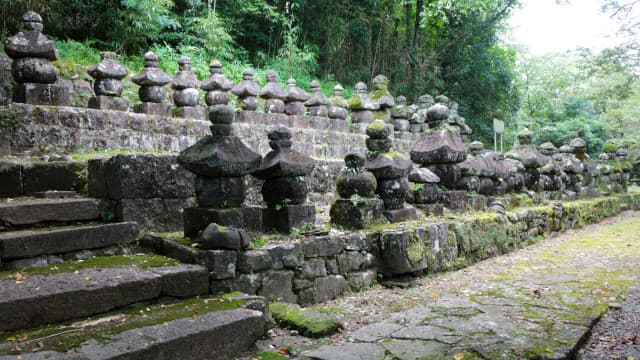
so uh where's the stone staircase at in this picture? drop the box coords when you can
[0,194,268,359]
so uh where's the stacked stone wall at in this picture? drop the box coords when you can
[143,194,640,305]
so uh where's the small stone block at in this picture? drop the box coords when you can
[330,198,385,230]
[384,207,417,223]
[13,83,71,106]
[173,106,205,120]
[415,203,444,216]
[88,95,129,111]
[0,161,22,197]
[134,102,173,117]
[439,190,468,211]
[262,205,315,233]
[183,207,263,237]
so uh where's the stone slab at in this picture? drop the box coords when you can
[0,198,100,226]
[21,161,85,195]
[184,207,263,237]
[350,322,403,343]
[0,265,208,331]
[33,190,77,199]
[302,343,385,360]
[0,222,139,260]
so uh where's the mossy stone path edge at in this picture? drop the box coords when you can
[259,211,640,360]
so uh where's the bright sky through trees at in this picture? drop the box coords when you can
[508,0,620,54]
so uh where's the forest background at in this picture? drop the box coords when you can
[2,0,640,156]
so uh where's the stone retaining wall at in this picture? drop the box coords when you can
[4,104,419,159]
[0,160,85,197]
[143,194,640,305]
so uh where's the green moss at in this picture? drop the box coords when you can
[254,352,289,360]
[0,254,180,281]
[0,295,244,354]
[269,302,342,337]
[602,143,618,153]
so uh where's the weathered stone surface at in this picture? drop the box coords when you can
[384,206,417,223]
[378,229,429,276]
[0,265,204,331]
[263,243,303,270]
[270,301,342,337]
[75,309,265,360]
[197,249,237,280]
[88,95,129,111]
[303,259,328,279]
[237,250,273,273]
[330,198,386,230]
[13,83,71,106]
[303,343,385,360]
[262,205,315,233]
[301,236,345,258]
[350,322,403,343]
[178,135,261,178]
[259,270,297,303]
[347,270,377,291]
[300,275,349,304]
[0,161,22,197]
[0,198,100,226]
[149,265,210,298]
[133,102,172,116]
[116,197,195,232]
[0,222,139,260]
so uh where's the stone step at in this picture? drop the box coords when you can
[0,293,267,359]
[0,198,100,228]
[0,222,139,262]
[0,264,210,331]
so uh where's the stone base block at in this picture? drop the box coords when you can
[13,83,71,106]
[467,194,487,211]
[263,205,315,233]
[184,207,263,237]
[22,161,85,194]
[384,207,417,223]
[88,95,129,111]
[134,102,173,117]
[173,106,205,120]
[330,198,385,230]
[440,190,468,211]
[413,183,439,204]
[415,203,444,216]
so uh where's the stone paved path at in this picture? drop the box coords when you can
[249,211,640,360]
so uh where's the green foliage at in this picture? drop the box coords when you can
[0,106,25,136]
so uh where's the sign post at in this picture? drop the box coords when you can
[493,118,504,152]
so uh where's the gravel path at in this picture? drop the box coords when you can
[577,288,640,360]
[245,211,640,360]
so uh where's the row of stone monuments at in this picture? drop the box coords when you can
[3,11,471,137]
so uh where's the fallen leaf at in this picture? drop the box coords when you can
[453,353,465,360]
[276,348,290,355]
[15,273,29,282]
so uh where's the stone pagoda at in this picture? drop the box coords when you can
[4,11,70,105]
[260,70,287,113]
[131,51,173,116]
[178,95,262,237]
[172,57,204,120]
[328,84,349,121]
[305,80,329,117]
[391,96,410,132]
[371,75,394,121]
[231,68,260,111]
[284,78,309,116]
[364,120,415,223]
[87,52,129,111]
[330,153,384,229]
[201,60,234,109]
[506,129,549,191]
[349,82,378,126]
[253,126,316,233]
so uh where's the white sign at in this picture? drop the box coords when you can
[493,118,505,134]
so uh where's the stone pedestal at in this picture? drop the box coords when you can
[195,176,246,208]
[330,198,385,230]
[383,207,417,223]
[308,106,327,117]
[263,205,315,233]
[174,106,205,120]
[415,203,444,216]
[413,183,439,204]
[183,207,262,237]
[394,119,410,132]
[13,83,70,106]
[134,102,173,117]
[88,95,129,111]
